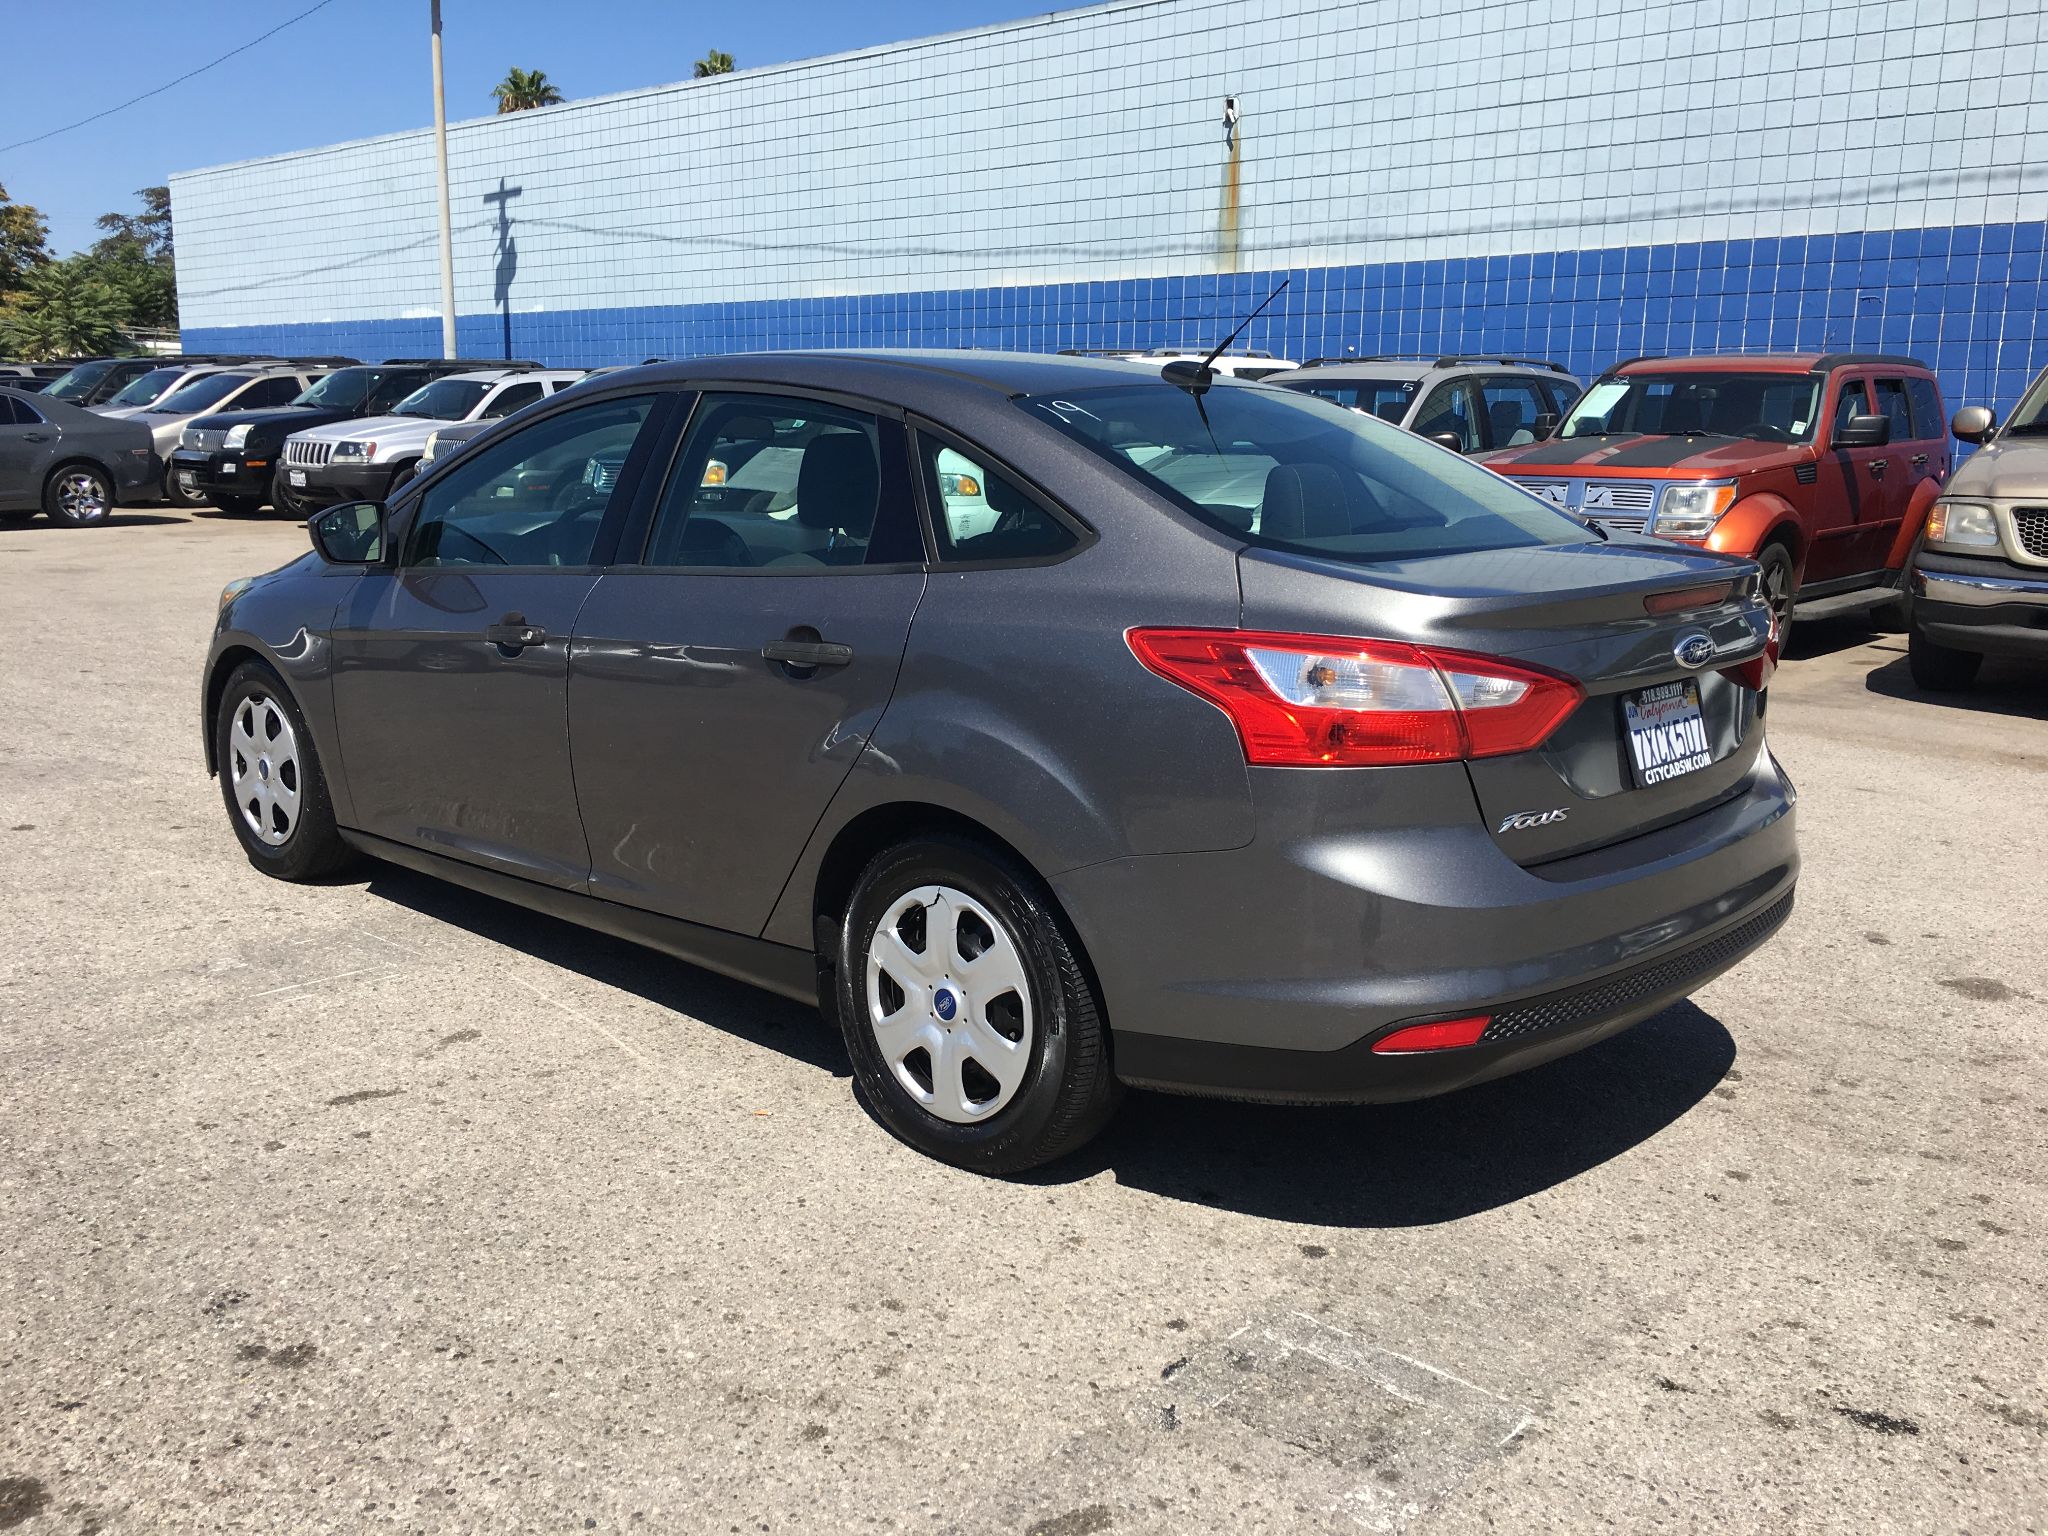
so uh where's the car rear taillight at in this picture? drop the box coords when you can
[1370,1015,1491,1054]
[1126,628,1584,767]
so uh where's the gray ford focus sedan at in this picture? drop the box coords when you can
[203,351,1797,1172]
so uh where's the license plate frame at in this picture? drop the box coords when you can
[1622,678,1712,788]
[288,468,307,487]
[176,470,197,492]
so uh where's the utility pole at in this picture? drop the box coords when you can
[430,0,457,358]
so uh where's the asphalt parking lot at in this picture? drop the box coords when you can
[1,507,2043,1535]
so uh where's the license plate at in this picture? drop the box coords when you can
[288,469,307,487]
[176,470,196,491]
[1623,679,1712,786]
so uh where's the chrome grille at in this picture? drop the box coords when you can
[2014,508,2048,560]
[183,428,226,453]
[1579,480,1659,512]
[1510,475,1661,523]
[284,438,332,468]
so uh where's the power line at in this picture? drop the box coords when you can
[0,0,340,155]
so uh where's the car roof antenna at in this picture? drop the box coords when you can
[1162,278,1290,394]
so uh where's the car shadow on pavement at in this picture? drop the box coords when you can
[1042,1001,1736,1227]
[360,865,851,1078]
[2,512,186,530]
[1864,652,2048,721]
[1780,614,1884,661]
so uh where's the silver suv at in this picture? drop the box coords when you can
[1269,355,1581,454]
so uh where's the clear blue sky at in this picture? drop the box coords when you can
[2,0,1074,255]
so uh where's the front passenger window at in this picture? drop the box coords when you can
[407,395,655,568]
[481,382,545,419]
[1411,380,1481,452]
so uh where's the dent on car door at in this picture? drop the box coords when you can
[568,391,928,935]
[325,392,665,885]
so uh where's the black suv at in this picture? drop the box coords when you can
[172,360,520,514]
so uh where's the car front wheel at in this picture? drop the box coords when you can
[214,660,357,880]
[835,835,1119,1174]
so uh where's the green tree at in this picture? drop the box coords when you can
[0,257,133,361]
[492,67,564,113]
[693,50,734,78]
[88,185,177,330]
[0,181,52,302]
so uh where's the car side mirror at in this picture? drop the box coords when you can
[1833,413,1891,449]
[1530,413,1560,441]
[308,500,388,565]
[1951,405,1996,444]
[1426,431,1466,454]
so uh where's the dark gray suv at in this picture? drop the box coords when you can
[203,352,1797,1172]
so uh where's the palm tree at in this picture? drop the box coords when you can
[0,257,132,361]
[693,50,735,78]
[492,67,563,113]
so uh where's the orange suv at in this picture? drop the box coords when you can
[1481,353,1953,626]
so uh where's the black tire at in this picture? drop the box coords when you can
[835,834,1120,1174]
[1908,626,1983,693]
[214,660,358,881]
[212,493,265,516]
[43,462,114,527]
[1756,541,1796,643]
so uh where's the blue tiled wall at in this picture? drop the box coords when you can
[186,218,2048,421]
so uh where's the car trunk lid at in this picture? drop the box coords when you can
[1237,540,1775,864]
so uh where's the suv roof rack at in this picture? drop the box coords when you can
[1430,355,1572,374]
[379,357,545,368]
[1297,354,1570,374]
[271,355,360,367]
[1809,352,1929,372]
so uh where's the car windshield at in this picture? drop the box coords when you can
[1020,383,1592,564]
[1560,371,1821,443]
[393,379,492,419]
[41,361,117,401]
[1276,376,1419,424]
[294,368,381,409]
[152,372,254,413]
[106,368,191,408]
[2001,371,2048,435]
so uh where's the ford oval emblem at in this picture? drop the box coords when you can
[1673,631,1717,669]
[934,988,958,1021]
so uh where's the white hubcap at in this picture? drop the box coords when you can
[866,884,1034,1123]
[228,695,302,846]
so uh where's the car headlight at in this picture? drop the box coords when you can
[1926,501,2000,550]
[331,440,373,460]
[1652,482,1738,538]
[225,424,252,451]
[219,577,254,611]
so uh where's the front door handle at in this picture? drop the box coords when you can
[1869,461,1886,479]
[762,638,853,669]
[485,613,547,650]
[21,432,48,443]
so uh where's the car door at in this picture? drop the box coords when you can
[1809,373,1878,583]
[0,394,52,507]
[1860,375,1923,571]
[326,391,665,886]
[568,389,927,934]
[476,380,546,422]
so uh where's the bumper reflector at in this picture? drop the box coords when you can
[1369,1015,1491,1054]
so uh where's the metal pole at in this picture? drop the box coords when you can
[430,0,457,358]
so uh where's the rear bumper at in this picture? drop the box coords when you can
[1911,551,2048,658]
[1054,750,1798,1103]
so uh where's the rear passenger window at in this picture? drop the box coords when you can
[1906,377,1944,441]
[916,436,1077,563]
[643,394,921,569]
[1874,379,1913,441]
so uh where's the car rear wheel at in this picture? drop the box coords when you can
[215,661,357,880]
[44,463,113,527]
[835,834,1119,1174]
[1907,626,1983,693]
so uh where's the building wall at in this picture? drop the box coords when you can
[173,0,2048,414]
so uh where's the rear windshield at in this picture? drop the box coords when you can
[106,368,190,408]
[1020,384,1592,564]
[42,361,118,401]
[152,372,253,413]
[1274,376,1418,423]
[393,378,492,419]
[1561,371,1821,443]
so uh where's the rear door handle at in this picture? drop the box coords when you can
[485,613,547,650]
[1910,453,1929,467]
[762,639,853,668]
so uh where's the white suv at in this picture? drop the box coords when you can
[280,367,584,507]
